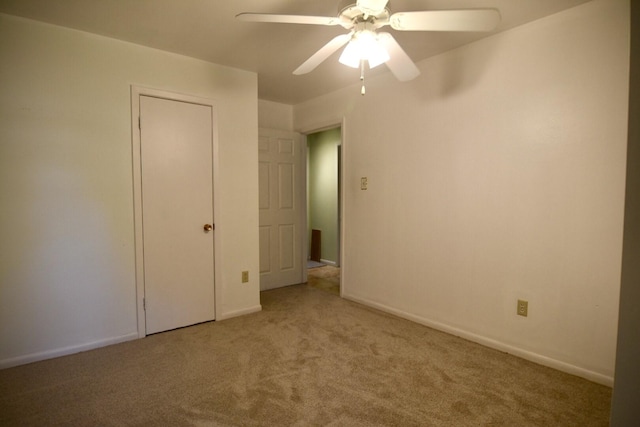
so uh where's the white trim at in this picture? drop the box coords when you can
[0,332,138,369]
[216,305,262,321]
[342,293,614,387]
[338,121,346,297]
[130,85,220,338]
[301,136,309,285]
[320,259,338,267]
[296,117,344,135]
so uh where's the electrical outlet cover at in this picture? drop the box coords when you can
[517,299,528,317]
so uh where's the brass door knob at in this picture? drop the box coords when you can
[204,224,213,232]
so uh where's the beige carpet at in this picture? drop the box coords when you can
[0,284,610,426]
[307,265,340,295]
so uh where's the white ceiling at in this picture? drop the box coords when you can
[0,0,592,105]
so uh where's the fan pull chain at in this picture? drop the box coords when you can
[360,60,366,96]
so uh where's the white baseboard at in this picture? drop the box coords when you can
[217,304,262,321]
[342,293,614,387]
[319,259,338,267]
[1,304,264,369]
[0,332,139,370]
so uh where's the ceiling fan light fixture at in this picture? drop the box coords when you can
[338,30,389,69]
[238,3,500,86]
[338,40,362,68]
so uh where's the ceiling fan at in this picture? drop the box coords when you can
[237,0,501,93]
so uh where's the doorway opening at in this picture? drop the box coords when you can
[306,127,342,295]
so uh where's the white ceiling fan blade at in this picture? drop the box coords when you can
[294,33,352,75]
[377,32,420,81]
[390,9,501,32]
[356,0,389,15]
[236,13,340,26]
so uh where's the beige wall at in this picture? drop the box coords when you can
[294,0,629,385]
[611,1,640,423]
[258,99,293,130]
[0,15,260,367]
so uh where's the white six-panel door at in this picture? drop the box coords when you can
[139,95,215,334]
[258,129,304,291]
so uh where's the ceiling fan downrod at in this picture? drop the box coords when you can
[237,0,499,87]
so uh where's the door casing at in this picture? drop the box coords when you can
[131,86,220,337]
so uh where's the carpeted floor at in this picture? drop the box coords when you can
[307,260,325,269]
[0,284,610,426]
[307,265,340,295]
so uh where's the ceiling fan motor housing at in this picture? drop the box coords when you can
[236,0,498,83]
[337,0,390,29]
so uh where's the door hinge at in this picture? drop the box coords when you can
[143,297,146,311]
[138,116,141,130]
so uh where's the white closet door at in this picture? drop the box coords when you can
[140,95,215,334]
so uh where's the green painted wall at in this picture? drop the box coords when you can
[307,128,340,264]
